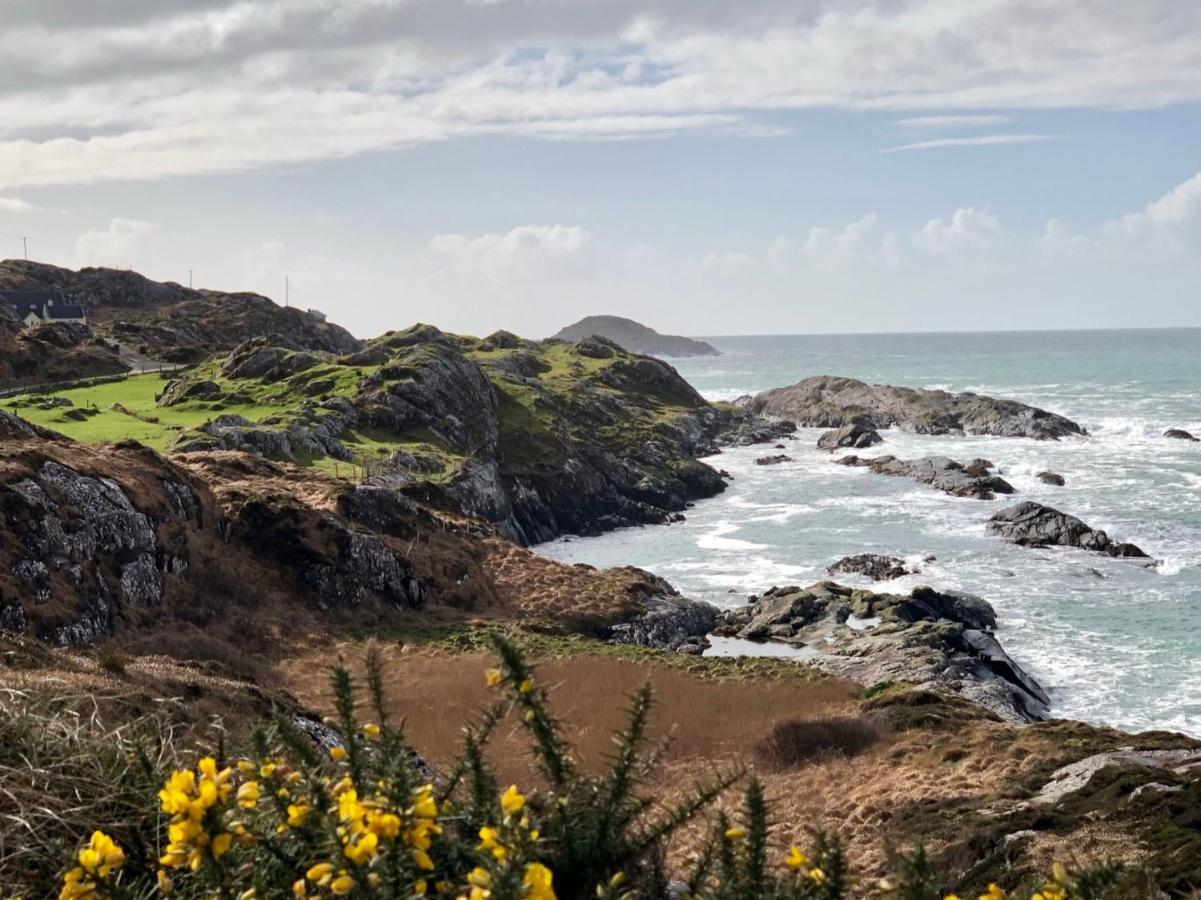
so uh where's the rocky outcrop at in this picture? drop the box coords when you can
[827,554,912,581]
[0,259,359,366]
[1036,471,1065,486]
[817,418,883,451]
[988,501,1148,557]
[552,315,720,358]
[1164,428,1199,442]
[836,454,1014,500]
[742,375,1085,440]
[716,581,1049,723]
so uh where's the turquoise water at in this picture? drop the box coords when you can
[542,329,1201,737]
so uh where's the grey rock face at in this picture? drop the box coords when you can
[817,418,883,452]
[988,501,1148,558]
[747,375,1085,440]
[1164,428,1199,442]
[836,454,1015,499]
[827,554,912,581]
[607,594,719,653]
[716,581,1048,723]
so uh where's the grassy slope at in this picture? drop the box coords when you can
[1,332,708,484]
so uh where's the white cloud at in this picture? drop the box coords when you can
[912,207,1001,254]
[702,250,756,270]
[429,224,594,282]
[0,195,34,212]
[0,1,1197,187]
[882,134,1052,153]
[73,217,158,266]
[802,213,879,271]
[895,115,1012,128]
[1103,171,1201,254]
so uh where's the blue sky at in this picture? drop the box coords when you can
[1,1,1198,338]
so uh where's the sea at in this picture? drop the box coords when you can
[540,328,1201,738]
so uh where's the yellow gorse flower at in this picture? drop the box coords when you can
[485,668,503,687]
[522,862,556,900]
[501,785,525,815]
[785,846,807,870]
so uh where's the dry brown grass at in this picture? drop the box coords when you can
[280,642,860,786]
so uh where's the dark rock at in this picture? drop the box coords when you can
[756,454,793,466]
[817,417,883,452]
[718,418,797,446]
[988,501,1148,558]
[827,554,912,581]
[1037,471,1066,486]
[836,454,1014,499]
[1164,428,1199,442]
[157,378,223,406]
[746,375,1085,440]
[607,594,718,652]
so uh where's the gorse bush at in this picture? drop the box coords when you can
[40,635,1121,900]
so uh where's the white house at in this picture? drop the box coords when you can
[1,291,88,327]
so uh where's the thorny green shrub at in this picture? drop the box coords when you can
[15,636,1123,900]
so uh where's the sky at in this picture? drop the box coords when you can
[0,0,1199,340]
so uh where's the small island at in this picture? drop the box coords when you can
[552,314,720,358]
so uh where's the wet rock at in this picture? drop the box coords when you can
[817,417,883,452]
[1037,471,1066,486]
[827,554,912,581]
[988,501,1148,557]
[745,375,1085,440]
[1164,428,1199,442]
[715,581,1047,723]
[756,454,793,466]
[836,454,1014,500]
[717,418,797,446]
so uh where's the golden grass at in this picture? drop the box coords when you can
[280,643,860,785]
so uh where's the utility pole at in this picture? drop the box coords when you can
[285,275,289,307]
[20,237,28,260]
[188,270,193,289]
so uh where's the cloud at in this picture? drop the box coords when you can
[882,134,1052,153]
[802,213,879,271]
[429,224,594,282]
[1103,171,1201,254]
[0,1,1198,187]
[895,115,1012,128]
[73,217,159,266]
[0,196,34,212]
[912,207,1001,254]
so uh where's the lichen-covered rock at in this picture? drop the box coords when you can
[988,501,1148,557]
[836,454,1015,500]
[746,375,1085,440]
[716,581,1048,723]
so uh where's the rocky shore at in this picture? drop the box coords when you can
[835,454,1015,500]
[989,501,1149,557]
[740,375,1085,440]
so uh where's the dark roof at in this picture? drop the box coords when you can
[0,290,63,317]
[44,305,86,320]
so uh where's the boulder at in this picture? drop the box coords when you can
[816,417,883,452]
[756,454,793,466]
[745,375,1085,440]
[1164,428,1199,442]
[836,454,1014,500]
[988,501,1148,558]
[715,581,1048,723]
[1037,471,1066,486]
[827,554,912,581]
